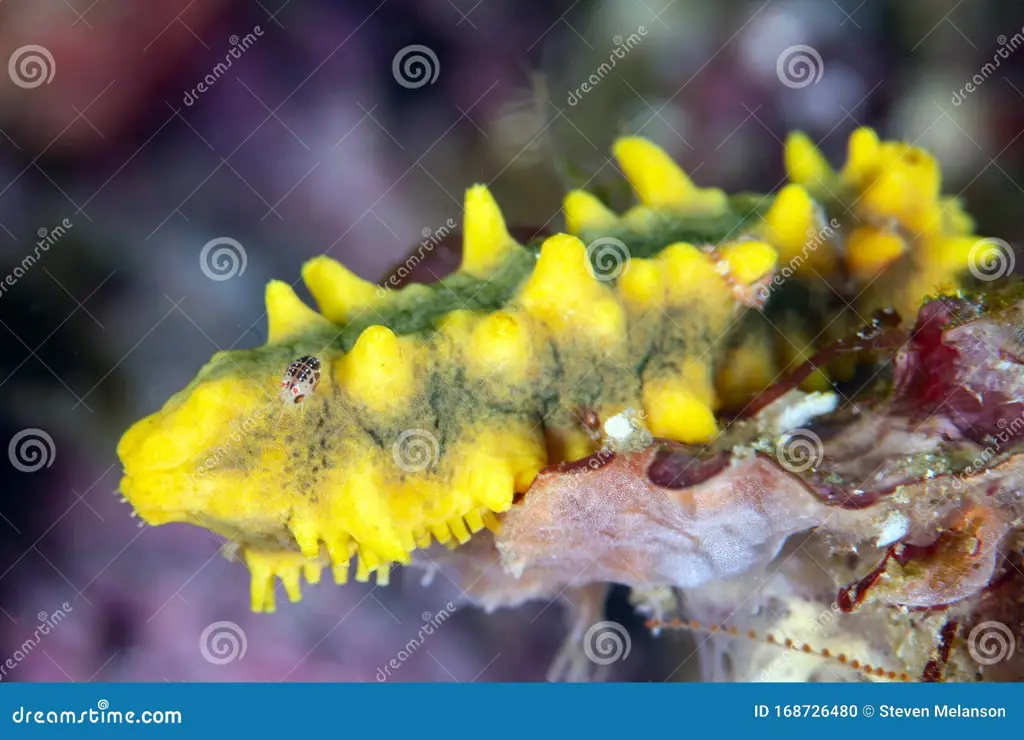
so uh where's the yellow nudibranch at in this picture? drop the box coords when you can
[117,128,996,611]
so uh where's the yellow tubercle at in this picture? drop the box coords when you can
[716,333,777,409]
[757,184,836,275]
[466,310,536,383]
[785,132,833,189]
[337,325,417,415]
[642,377,718,444]
[840,127,881,188]
[265,281,333,343]
[431,523,452,545]
[564,190,618,234]
[516,234,627,347]
[760,184,815,255]
[613,136,727,214]
[355,553,373,583]
[845,226,907,281]
[454,426,546,509]
[717,240,778,285]
[303,561,323,585]
[326,463,412,565]
[460,185,520,278]
[464,508,485,533]
[919,234,996,275]
[659,243,729,308]
[855,144,940,229]
[332,560,351,585]
[617,258,663,309]
[448,515,471,544]
[301,256,382,325]
[244,548,320,613]
[289,515,322,559]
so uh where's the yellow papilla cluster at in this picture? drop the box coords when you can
[336,325,417,416]
[564,135,839,289]
[222,417,545,612]
[613,239,779,441]
[564,136,731,235]
[754,183,837,276]
[515,233,627,349]
[783,126,990,318]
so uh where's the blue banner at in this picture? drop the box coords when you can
[0,683,1018,738]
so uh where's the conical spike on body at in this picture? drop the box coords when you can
[460,185,520,278]
[302,256,382,325]
[265,281,333,343]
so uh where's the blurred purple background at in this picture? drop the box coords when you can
[0,0,1022,682]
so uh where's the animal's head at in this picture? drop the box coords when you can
[116,193,551,610]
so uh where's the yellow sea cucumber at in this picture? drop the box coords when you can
[117,128,994,612]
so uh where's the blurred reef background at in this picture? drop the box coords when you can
[0,0,1022,681]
